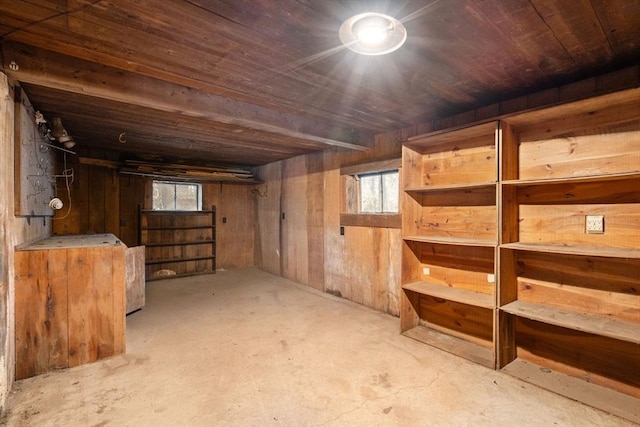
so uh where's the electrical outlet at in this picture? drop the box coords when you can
[422,267,430,275]
[487,274,495,283]
[585,215,604,234]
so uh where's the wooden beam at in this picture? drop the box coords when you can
[78,157,120,169]
[340,158,402,176]
[1,41,372,151]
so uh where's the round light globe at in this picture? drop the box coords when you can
[339,12,407,56]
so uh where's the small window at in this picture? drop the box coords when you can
[152,181,202,211]
[340,158,401,228]
[359,170,399,213]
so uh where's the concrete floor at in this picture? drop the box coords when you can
[3,268,635,426]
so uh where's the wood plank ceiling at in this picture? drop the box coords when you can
[1,0,639,167]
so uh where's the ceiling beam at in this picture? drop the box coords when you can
[1,41,373,151]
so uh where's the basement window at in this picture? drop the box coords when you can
[340,158,401,228]
[152,181,202,211]
[359,170,399,213]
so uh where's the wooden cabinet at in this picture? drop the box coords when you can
[401,121,499,368]
[15,234,128,380]
[401,88,640,422]
[139,206,216,280]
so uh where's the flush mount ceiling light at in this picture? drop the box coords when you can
[339,12,407,56]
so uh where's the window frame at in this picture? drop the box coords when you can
[357,169,399,214]
[340,158,401,229]
[151,180,203,211]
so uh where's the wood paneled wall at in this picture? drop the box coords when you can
[255,129,417,316]
[53,156,256,270]
[53,161,122,238]
[1,75,53,411]
[254,162,282,276]
[204,183,255,269]
[255,66,640,318]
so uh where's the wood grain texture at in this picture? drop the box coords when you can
[67,247,112,367]
[403,324,494,368]
[403,281,494,308]
[306,152,325,291]
[254,161,282,276]
[417,295,494,346]
[518,128,640,181]
[205,184,255,269]
[125,246,145,314]
[515,317,640,396]
[502,358,640,423]
[503,300,640,344]
[512,249,639,295]
[54,160,121,238]
[518,203,639,249]
[2,3,639,167]
[16,238,126,378]
[405,241,495,295]
[140,209,215,279]
[119,175,145,247]
[281,156,309,285]
[112,246,126,354]
[420,144,496,187]
[15,250,69,380]
[321,135,405,316]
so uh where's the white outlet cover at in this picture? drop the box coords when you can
[586,215,605,234]
[422,267,430,275]
[487,274,495,283]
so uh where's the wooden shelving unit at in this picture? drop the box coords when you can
[401,121,499,369]
[139,206,216,280]
[401,88,640,423]
[496,88,640,422]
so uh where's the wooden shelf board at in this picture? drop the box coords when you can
[142,225,213,231]
[502,358,640,424]
[143,240,215,248]
[145,255,216,265]
[500,242,640,259]
[501,301,640,344]
[501,171,640,186]
[405,182,496,193]
[403,281,494,309]
[140,209,215,214]
[407,121,497,146]
[402,325,494,368]
[148,270,216,282]
[404,235,496,247]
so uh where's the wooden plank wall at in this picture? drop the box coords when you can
[254,161,282,276]
[204,183,255,269]
[53,156,123,239]
[324,129,419,315]
[281,155,310,287]
[1,75,53,409]
[53,157,256,270]
[254,68,640,317]
[255,127,421,315]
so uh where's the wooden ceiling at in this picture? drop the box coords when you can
[1,0,639,167]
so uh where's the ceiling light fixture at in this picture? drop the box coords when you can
[50,117,76,149]
[339,12,407,56]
